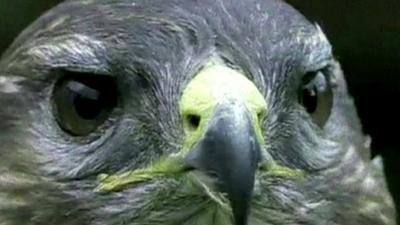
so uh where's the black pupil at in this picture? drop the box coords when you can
[302,86,318,113]
[74,93,103,120]
[66,81,105,120]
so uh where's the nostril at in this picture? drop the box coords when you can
[257,109,266,124]
[186,114,201,130]
[257,112,262,120]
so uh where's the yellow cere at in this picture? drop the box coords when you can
[179,63,268,153]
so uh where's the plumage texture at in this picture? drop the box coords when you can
[0,0,396,224]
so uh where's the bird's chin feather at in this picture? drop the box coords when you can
[91,177,231,225]
[0,156,394,225]
[88,169,301,225]
[87,164,395,225]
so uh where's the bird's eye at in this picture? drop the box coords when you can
[52,71,117,136]
[299,69,333,127]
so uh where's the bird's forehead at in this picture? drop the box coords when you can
[1,0,331,77]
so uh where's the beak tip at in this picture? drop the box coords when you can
[224,170,255,225]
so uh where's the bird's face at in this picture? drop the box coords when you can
[0,0,395,225]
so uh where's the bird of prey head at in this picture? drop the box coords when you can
[0,0,396,224]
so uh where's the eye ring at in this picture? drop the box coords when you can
[52,70,118,136]
[299,69,333,128]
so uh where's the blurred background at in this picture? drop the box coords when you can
[1,0,399,221]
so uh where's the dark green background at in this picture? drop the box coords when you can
[1,0,399,221]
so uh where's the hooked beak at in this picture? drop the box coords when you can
[185,103,261,225]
